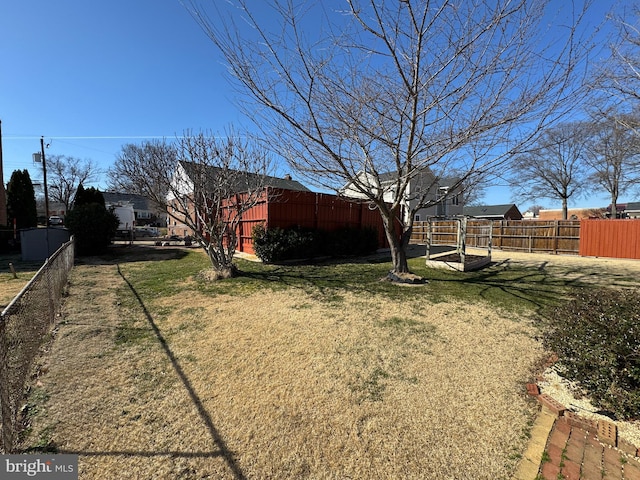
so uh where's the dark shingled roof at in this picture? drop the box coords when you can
[103,192,152,210]
[179,161,310,193]
[463,204,521,219]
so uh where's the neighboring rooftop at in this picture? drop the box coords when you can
[178,161,310,193]
[103,192,154,210]
[463,204,522,220]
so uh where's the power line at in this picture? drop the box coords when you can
[4,135,172,140]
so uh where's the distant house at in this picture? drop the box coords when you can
[103,192,167,227]
[463,204,522,220]
[625,202,640,218]
[605,203,628,219]
[340,167,463,223]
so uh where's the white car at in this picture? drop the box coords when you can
[48,216,63,226]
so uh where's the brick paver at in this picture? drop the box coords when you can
[537,417,640,480]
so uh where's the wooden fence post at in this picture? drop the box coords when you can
[426,219,432,260]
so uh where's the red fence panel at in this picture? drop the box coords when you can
[234,188,390,254]
[580,219,640,259]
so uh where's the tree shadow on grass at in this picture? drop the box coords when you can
[74,245,190,266]
[57,265,247,480]
[237,250,579,311]
[430,257,610,314]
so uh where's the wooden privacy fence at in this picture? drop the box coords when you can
[580,219,640,259]
[232,188,389,254]
[411,219,581,255]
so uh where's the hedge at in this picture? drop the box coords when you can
[252,225,378,263]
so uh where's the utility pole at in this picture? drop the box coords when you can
[40,136,49,220]
[0,120,6,226]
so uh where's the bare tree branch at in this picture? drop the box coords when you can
[583,110,640,217]
[111,131,274,277]
[186,0,593,274]
[509,122,591,219]
[46,155,98,213]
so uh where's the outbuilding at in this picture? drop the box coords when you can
[20,227,72,262]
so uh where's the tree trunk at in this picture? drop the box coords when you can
[562,198,568,220]
[381,212,410,274]
[200,235,238,279]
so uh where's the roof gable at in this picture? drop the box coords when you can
[178,161,310,193]
[463,204,521,218]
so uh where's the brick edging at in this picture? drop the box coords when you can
[526,383,640,457]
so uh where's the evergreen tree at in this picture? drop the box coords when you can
[73,184,105,207]
[66,184,118,255]
[7,169,37,229]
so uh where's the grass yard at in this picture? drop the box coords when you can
[0,252,44,307]
[17,245,640,479]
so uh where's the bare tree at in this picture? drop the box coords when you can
[525,205,546,218]
[583,111,640,217]
[187,0,591,275]
[594,6,640,106]
[509,123,590,220]
[112,131,273,277]
[46,155,98,212]
[108,140,174,200]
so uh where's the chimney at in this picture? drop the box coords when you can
[284,173,292,181]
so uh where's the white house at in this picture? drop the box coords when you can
[340,167,463,224]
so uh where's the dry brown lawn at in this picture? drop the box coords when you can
[0,256,42,308]
[27,248,636,479]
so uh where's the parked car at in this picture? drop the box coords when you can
[48,215,63,226]
[135,226,157,237]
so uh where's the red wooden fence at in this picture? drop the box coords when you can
[235,188,389,254]
[579,219,640,260]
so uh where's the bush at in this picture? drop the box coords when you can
[252,225,319,262]
[326,227,379,256]
[252,225,378,263]
[540,288,640,420]
[65,203,119,255]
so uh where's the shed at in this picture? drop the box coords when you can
[463,204,523,220]
[20,227,72,262]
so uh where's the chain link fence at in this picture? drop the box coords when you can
[0,237,75,453]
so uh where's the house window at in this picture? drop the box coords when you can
[451,194,460,206]
[414,214,421,222]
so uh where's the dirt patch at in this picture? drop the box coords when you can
[21,262,543,479]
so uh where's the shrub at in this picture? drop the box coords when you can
[327,226,378,256]
[252,225,319,262]
[540,288,640,420]
[252,224,378,263]
[65,203,119,255]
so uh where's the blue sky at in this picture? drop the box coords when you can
[1,1,239,186]
[0,0,633,211]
